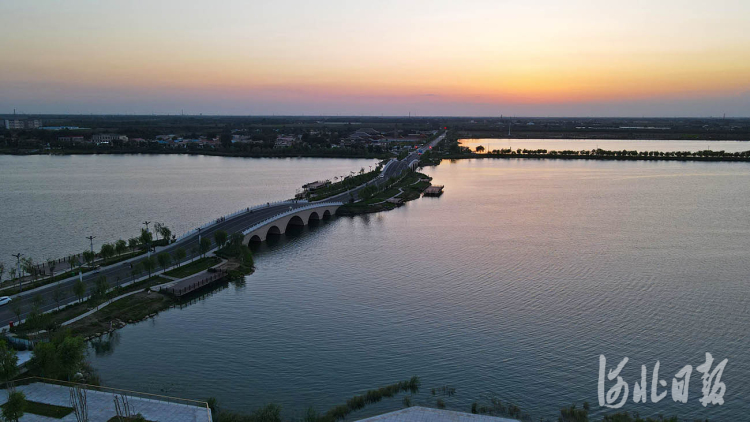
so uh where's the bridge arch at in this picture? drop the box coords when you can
[266,225,282,237]
[242,203,341,243]
[287,215,305,228]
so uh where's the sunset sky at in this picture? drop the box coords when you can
[1,0,749,116]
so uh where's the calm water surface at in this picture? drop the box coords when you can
[460,138,750,153]
[0,154,377,269]
[77,158,750,421]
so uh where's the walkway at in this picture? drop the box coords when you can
[0,382,210,421]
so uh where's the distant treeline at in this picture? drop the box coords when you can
[445,147,750,162]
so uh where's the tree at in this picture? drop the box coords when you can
[100,243,115,264]
[11,303,22,324]
[114,239,127,256]
[159,224,171,244]
[53,287,64,311]
[220,132,233,149]
[0,263,4,283]
[32,294,44,309]
[47,260,56,280]
[73,279,86,303]
[82,250,95,268]
[175,248,187,267]
[199,237,212,258]
[69,256,80,270]
[214,230,228,248]
[153,222,162,241]
[0,341,18,382]
[30,329,86,381]
[190,246,198,262]
[2,390,26,422]
[128,237,139,252]
[130,263,143,282]
[157,253,171,272]
[475,145,485,153]
[139,228,152,247]
[93,275,108,303]
[142,257,156,278]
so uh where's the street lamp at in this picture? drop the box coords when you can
[143,221,151,257]
[12,253,22,291]
[86,235,96,255]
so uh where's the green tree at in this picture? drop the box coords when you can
[131,262,143,282]
[53,286,64,311]
[11,303,22,324]
[214,230,228,248]
[100,243,115,263]
[69,255,80,269]
[47,260,56,280]
[2,390,26,422]
[29,329,86,381]
[93,275,108,302]
[200,237,212,258]
[220,132,233,149]
[157,253,172,272]
[128,237,139,252]
[32,294,44,309]
[114,239,127,256]
[175,248,187,267]
[82,250,96,267]
[139,228,153,247]
[0,341,19,382]
[73,279,86,303]
[142,256,156,278]
[159,225,172,244]
[0,263,4,283]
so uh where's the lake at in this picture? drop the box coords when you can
[63,156,750,421]
[0,154,378,270]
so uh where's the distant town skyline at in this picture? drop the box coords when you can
[1,0,749,117]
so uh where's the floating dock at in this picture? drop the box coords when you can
[423,185,444,196]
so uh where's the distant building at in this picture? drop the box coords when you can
[274,135,297,148]
[92,134,128,144]
[57,136,85,143]
[5,119,42,129]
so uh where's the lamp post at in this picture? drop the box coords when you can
[12,253,22,291]
[86,235,95,255]
[143,221,151,257]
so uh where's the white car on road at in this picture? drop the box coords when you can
[0,297,11,306]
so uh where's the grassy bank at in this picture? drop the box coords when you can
[164,256,220,278]
[67,291,174,338]
[11,275,172,338]
[337,171,432,216]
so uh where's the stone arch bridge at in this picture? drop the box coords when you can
[242,202,343,243]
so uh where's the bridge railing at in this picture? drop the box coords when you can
[175,199,303,241]
[241,202,344,236]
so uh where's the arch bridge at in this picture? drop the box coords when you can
[242,202,343,243]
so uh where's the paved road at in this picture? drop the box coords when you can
[327,131,446,202]
[1,132,446,326]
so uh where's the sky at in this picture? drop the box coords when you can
[1,0,749,117]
